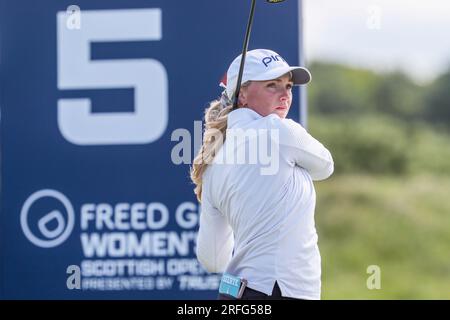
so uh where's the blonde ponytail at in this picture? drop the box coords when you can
[190,99,233,202]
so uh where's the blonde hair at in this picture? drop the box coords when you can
[190,99,233,202]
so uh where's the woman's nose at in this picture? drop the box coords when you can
[280,90,289,102]
[280,88,290,100]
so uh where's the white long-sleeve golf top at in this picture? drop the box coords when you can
[196,107,334,300]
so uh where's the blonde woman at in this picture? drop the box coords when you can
[191,49,334,300]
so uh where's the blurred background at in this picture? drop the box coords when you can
[1,0,448,300]
[303,0,450,299]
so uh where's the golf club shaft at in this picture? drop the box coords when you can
[233,0,257,109]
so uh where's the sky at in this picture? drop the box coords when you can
[303,0,450,84]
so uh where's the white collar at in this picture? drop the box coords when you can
[227,108,263,129]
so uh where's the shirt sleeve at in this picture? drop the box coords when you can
[277,118,334,181]
[196,188,234,273]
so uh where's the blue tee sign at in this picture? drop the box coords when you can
[0,0,304,299]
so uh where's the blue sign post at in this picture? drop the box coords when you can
[0,0,304,299]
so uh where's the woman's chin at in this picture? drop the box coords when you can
[272,109,288,118]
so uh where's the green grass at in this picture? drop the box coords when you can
[315,174,450,299]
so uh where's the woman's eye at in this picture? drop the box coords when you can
[267,83,276,87]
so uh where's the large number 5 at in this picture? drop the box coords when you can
[57,9,168,145]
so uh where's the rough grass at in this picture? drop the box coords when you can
[315,174,450,299]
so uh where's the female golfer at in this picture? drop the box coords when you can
[191,49,334,300]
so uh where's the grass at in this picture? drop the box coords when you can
[315,173,450,299]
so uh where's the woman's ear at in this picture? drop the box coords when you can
[238,87,247,107]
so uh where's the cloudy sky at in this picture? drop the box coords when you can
[303,0,450,84]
